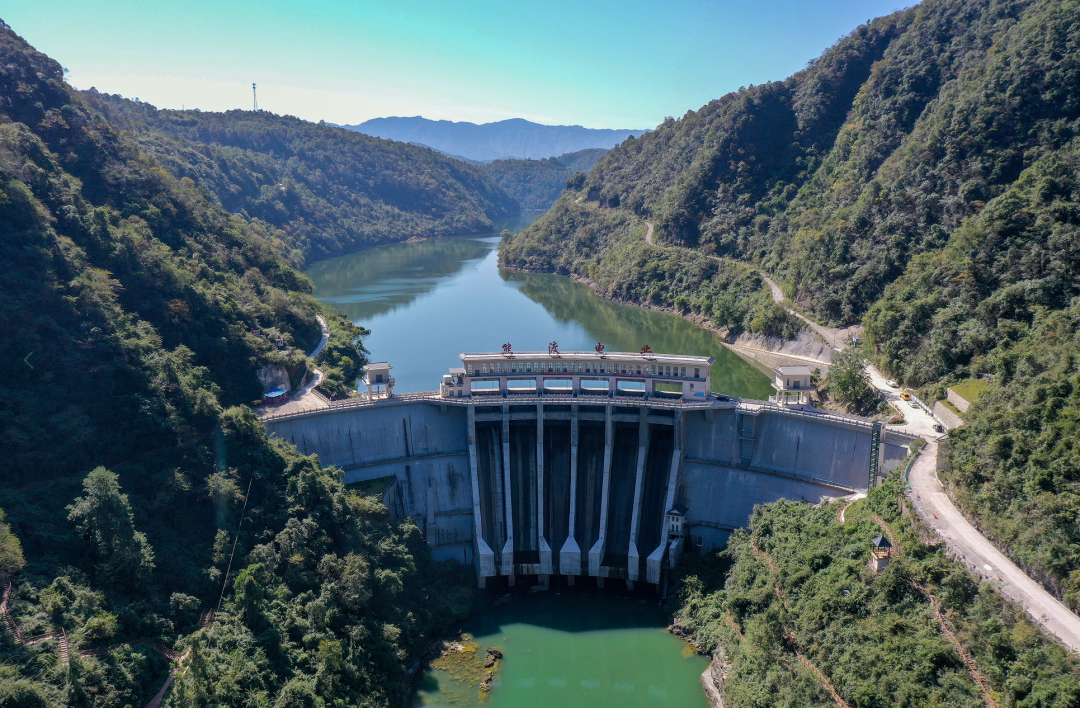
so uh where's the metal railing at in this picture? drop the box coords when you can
[259,388,888,431]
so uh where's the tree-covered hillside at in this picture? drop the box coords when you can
[480,148,607,211]
[502,0,1080,384]
[0,20,469,707]
[346,116,646,161]
[942,302,1080,612]
[81,92,519,266]
[676,478,1080,707]
[501,0,1080,643]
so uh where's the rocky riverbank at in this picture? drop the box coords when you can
[669,621,729,708]
[422,632,505,700]
[700,648,732,708]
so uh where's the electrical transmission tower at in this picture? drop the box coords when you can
[253,83,258,111]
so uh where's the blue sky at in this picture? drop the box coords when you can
[7,0,908,129]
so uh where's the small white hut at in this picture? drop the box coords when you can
[362,362,394,400]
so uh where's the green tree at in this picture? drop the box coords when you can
[0,509,24,577]
[67,467,155,586]
[827,347,875,410]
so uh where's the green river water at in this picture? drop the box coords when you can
[305,233,772,399]
[412,591,711,708]
[304,228,763,707]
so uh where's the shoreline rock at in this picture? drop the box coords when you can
[701,647,732,708]
[668,621,728,708]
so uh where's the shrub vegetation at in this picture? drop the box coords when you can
[501,0,1080,608]
[676,475,1080,707]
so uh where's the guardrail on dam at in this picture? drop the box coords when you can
[262,350,914,589]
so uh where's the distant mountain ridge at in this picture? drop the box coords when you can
[343,116,647,161]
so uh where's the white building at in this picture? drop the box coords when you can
[447,350,715,400]
[362,362,394,400]
[771,365,813,407]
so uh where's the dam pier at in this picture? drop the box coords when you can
[262,349,914,588]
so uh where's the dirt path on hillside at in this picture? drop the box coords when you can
[760,274,862,350]
[766,274,1080,651]
[617,210,1080,654]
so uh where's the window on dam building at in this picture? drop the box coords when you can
[465,352,710,383]
[478,362,701,376]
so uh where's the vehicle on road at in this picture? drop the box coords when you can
[933,423,944,433]
[886,379,898,388]
[900,392,912,401]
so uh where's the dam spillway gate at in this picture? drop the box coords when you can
[261,351,913,588]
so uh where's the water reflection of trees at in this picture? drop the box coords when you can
[501,269,772,399]
[307,236,494,320]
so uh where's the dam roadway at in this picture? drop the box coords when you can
[261,350,913,589]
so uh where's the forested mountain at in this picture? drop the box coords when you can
[345,116,647,161]
[80,93,518,265]
[480,148,607,211]
[0,20,469,707]
[501,0,1080,628]
[676,480,1080,707]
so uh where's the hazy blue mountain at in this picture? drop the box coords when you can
[343,116,647,161]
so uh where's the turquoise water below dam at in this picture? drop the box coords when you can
[412,591,711,708]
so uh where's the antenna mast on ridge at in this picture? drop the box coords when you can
[253,83,258,111]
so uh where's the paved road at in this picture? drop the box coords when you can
[578,220,1080,648]
[909,441,1080,652]
[309,315,330,359]
[257,315,331,418]
[762,273,1080,650]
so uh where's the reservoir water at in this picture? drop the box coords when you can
[412,591,711,708]
[304,229,756,708]
[305,233,772,399]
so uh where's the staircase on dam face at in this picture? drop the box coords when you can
[737,412,758,466]
[263,394,912,590]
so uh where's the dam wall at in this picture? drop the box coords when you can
[268,401,476,564]
[263,396,915,586]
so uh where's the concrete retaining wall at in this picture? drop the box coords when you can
[934,401,964,429]
[947,387,971,413]
[266,401,475,565]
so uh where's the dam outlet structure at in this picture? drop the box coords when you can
[262,350,915,588]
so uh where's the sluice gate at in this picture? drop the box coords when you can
[263,350,917,589]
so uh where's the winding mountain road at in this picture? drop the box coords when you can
[909,442,1080,652]
[760,274,861,350]
[760,274,1080,652]
[631,212,1080,648]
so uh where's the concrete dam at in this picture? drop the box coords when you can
[262,350,914,588]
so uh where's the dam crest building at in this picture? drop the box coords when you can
[262,350,914,588]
